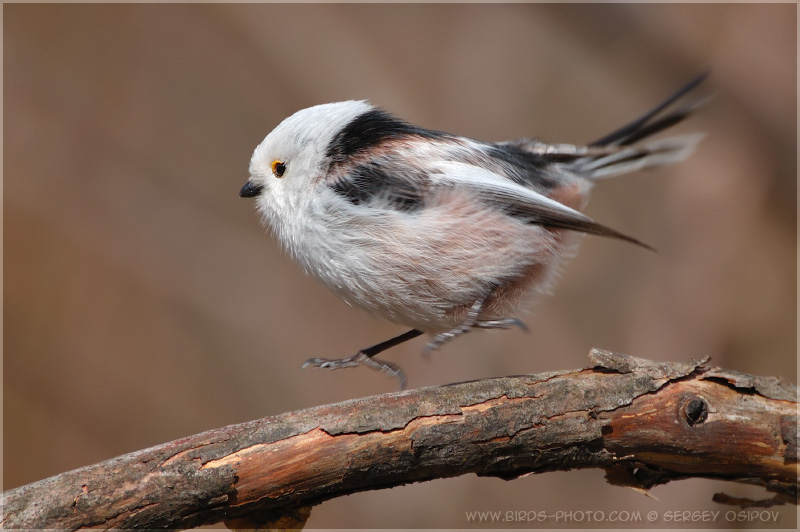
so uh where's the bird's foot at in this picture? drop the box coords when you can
[422,299,528,358]
[303,352,407,390]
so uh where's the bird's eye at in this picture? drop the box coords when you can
[271,160,286,178]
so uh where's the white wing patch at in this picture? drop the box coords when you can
[431,160,653,250]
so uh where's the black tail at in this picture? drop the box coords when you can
[590,71,710,147]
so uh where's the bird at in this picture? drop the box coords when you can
[239,73,708,389]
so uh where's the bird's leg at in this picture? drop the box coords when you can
[422,298,528,357]
[303,328,423,390]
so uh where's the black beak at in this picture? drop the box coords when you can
[239,181,264,198]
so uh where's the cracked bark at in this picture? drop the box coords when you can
[2,350,797,530]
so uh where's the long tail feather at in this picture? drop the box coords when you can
[589,71,710,147]
[565,73,710,179]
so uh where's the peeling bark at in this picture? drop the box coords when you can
[2,350,797,530]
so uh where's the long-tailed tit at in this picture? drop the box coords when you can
[240,73,708,389]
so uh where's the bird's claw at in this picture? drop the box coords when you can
[303,352,408,390]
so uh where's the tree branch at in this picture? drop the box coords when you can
[2,350,797,530]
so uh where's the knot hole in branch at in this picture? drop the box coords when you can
[682,396,709,426]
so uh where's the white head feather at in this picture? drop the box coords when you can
[248,100,373,214]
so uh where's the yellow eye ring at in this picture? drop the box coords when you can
[271,160,286,178]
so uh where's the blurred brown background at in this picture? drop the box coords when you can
[4,3,796,529]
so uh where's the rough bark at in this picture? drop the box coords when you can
[2,350,797,530]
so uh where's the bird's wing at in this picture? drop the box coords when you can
[326,141,651,249]
[327,157,431,212]
[432,160,654,250]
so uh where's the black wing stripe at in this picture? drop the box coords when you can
[329,163,427,212]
